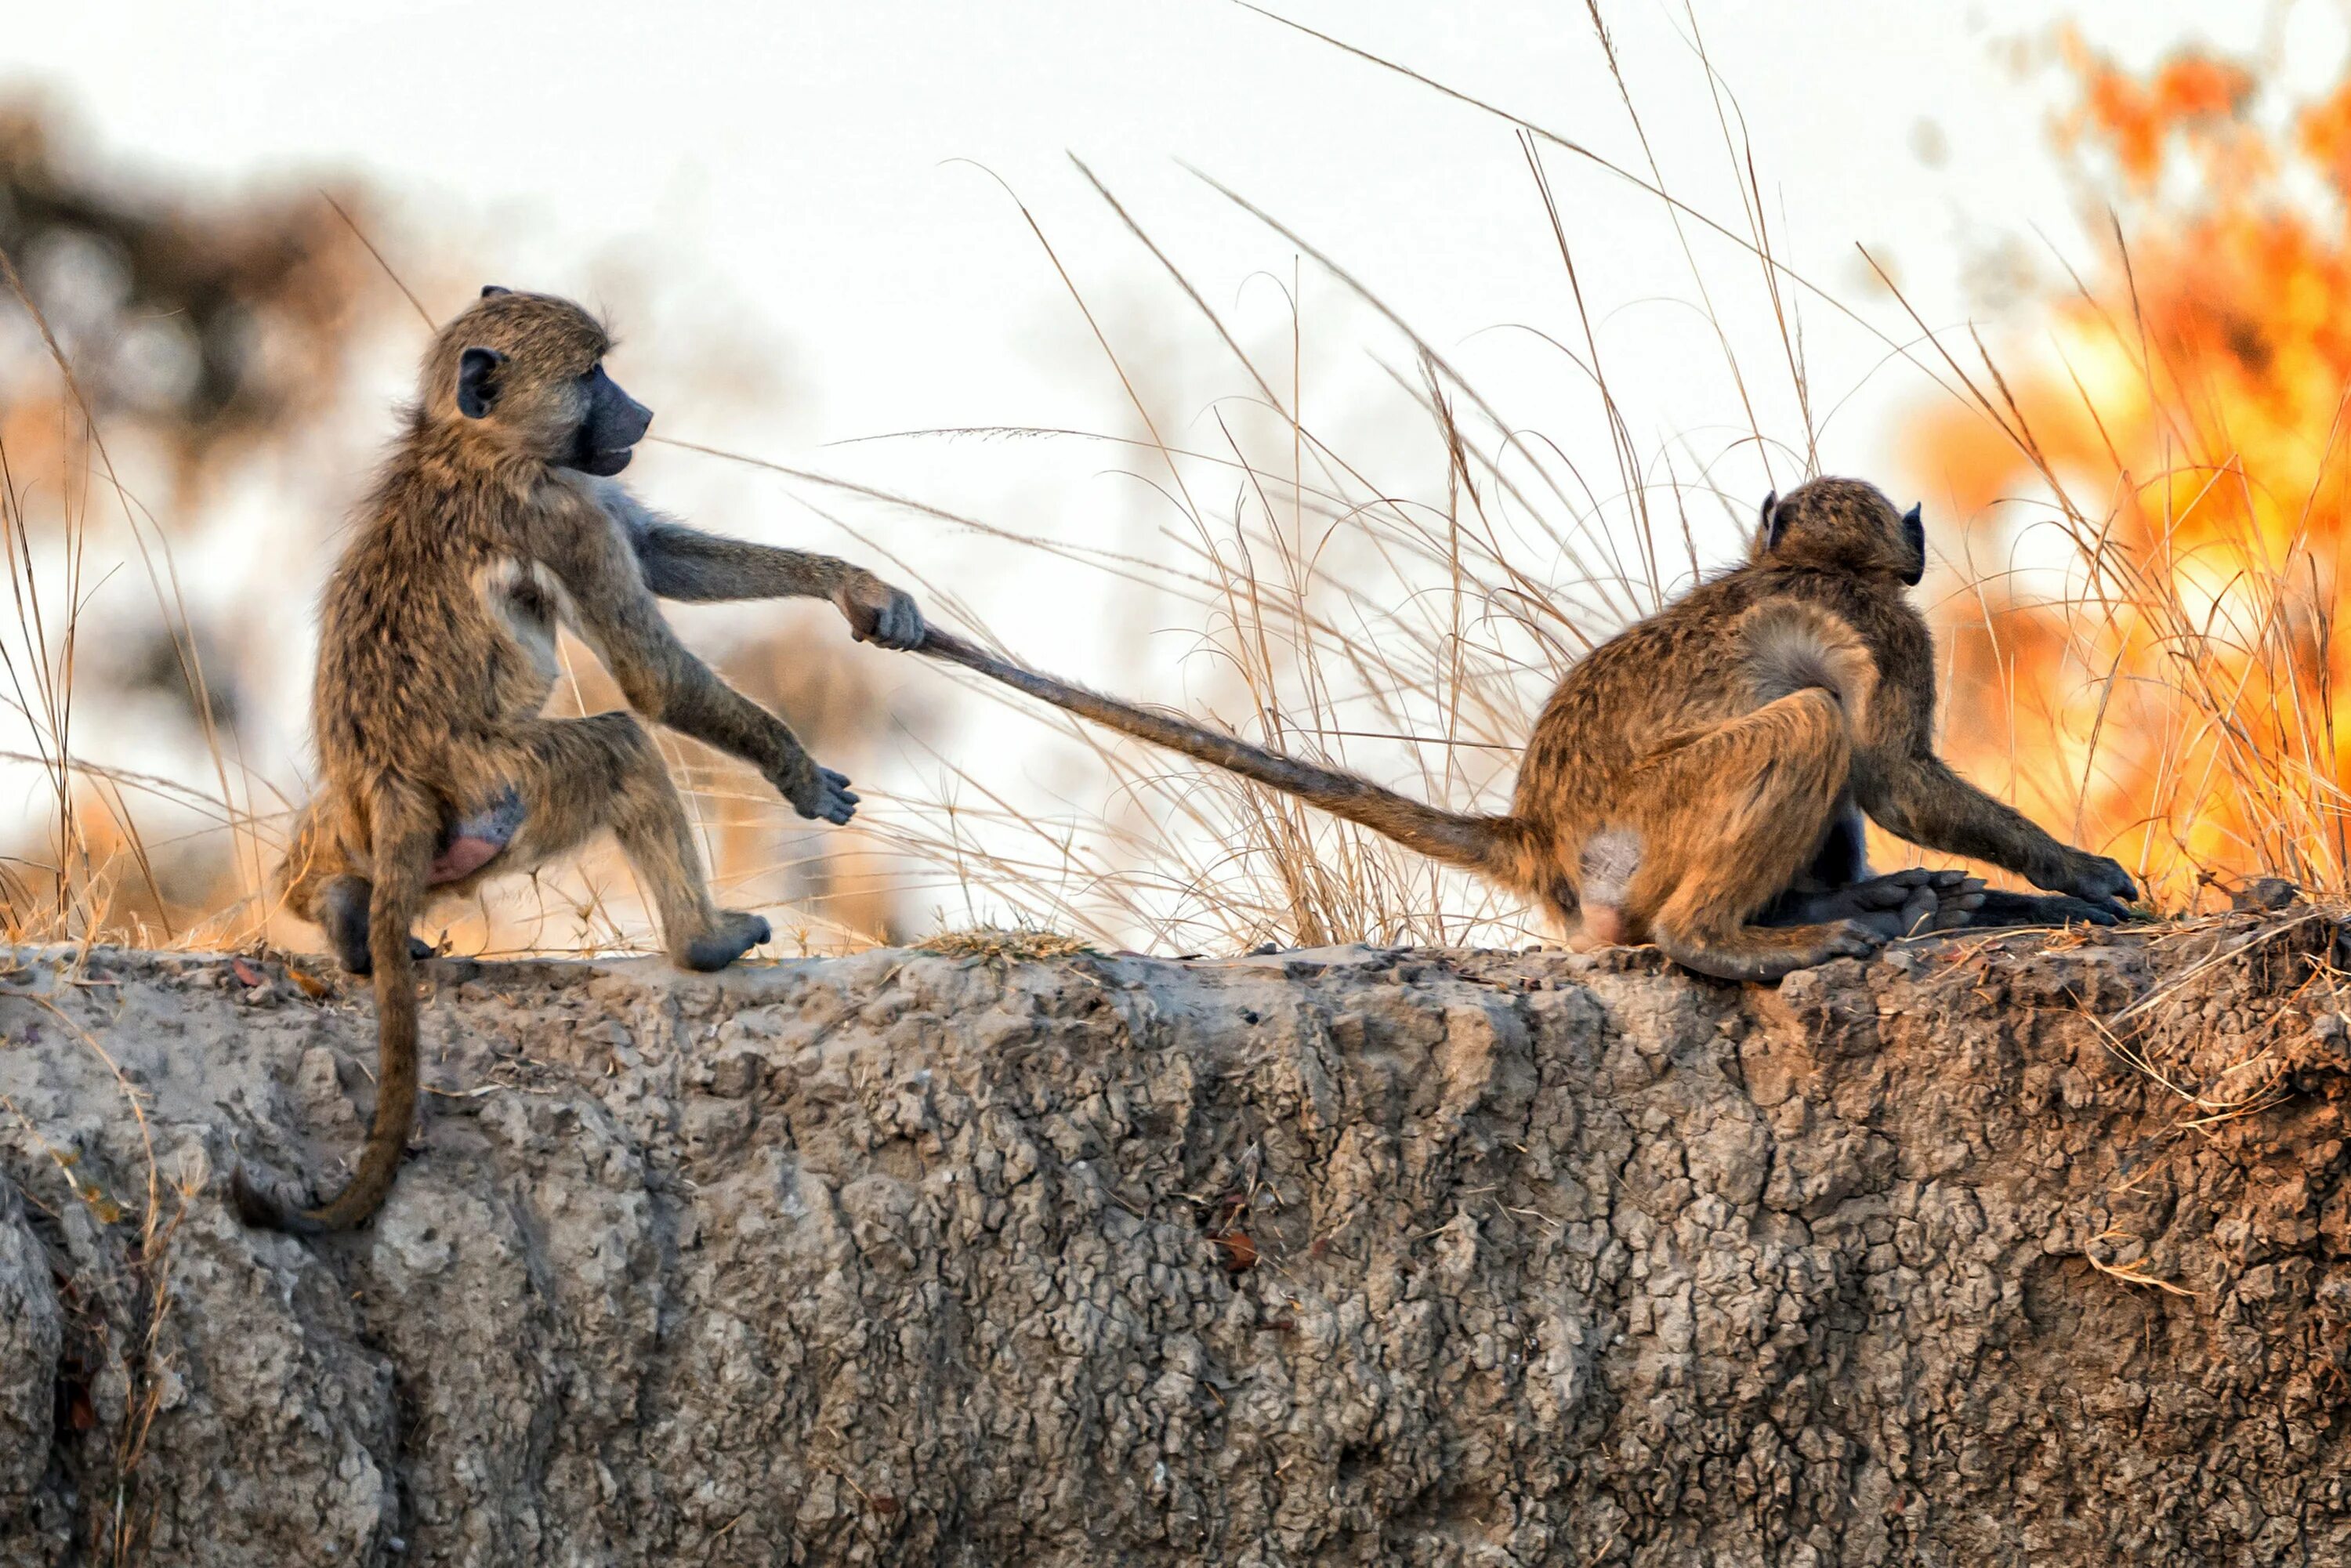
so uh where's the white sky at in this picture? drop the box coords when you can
[8,2,2296,442]
[2,1,2332,942]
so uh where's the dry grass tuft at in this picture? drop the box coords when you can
[913,926,1096,963]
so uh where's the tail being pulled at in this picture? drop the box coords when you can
[917,628,1537,887]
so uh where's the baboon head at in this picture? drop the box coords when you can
[424,286,651,475]
[1755,477,1926,586]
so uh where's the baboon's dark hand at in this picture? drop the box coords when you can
[782,763,859,825]
[2043,850,2136,916]
[837,579,926,651]
[1969,890,2132,928]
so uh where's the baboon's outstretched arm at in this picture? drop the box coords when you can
[531,497,857,823]
[1853,747,2078,881]
[1850,685,2135,911]
[634,520,852,599]
[596,484,924,648]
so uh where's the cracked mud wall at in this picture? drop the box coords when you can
[3,916,2351,1566]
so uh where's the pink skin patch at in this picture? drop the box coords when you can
[1568,904,1628,952]
[426,787,523,885]
[429,835,506,885]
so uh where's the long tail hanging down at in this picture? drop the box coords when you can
[234,789,438,1233]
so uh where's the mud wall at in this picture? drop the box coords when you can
[2,917,2349,1565]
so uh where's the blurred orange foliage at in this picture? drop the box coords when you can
[1908,31,2351,904]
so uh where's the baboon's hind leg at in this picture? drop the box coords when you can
[488,713,771,972]
[317,875,440,976]
[1631,692,1881,982]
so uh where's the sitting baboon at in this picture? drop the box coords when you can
[917,476,2135,980]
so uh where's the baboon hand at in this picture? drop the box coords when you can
[2040,849,2137,917]
[777,762,859,825]
[835,577,926,651]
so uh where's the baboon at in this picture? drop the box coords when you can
[917,476,2135,980]
[246,286,925,1233]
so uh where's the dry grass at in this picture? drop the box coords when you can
[4,18,2343,969]
[0,235,279,954]
[1904,38,2351,907]
[914,926,1096,962]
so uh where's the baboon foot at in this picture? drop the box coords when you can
[1771,868,1987,940]
[321,877,433,975]
[679,909,773,972]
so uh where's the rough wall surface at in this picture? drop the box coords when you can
[2,915,2349,1566]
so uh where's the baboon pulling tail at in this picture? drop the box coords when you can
[244,286,923,1233]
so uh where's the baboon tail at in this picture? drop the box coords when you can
[918,628,1536,884]
[1738,600,1878,733]
[235,786,437,1233]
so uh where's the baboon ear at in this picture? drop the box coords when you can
[1900,503,1926,585]
[480,284,512,299]
[1759,490,1785,550]
[456,346,507,419]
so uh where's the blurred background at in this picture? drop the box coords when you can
[1,1,2344,958]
